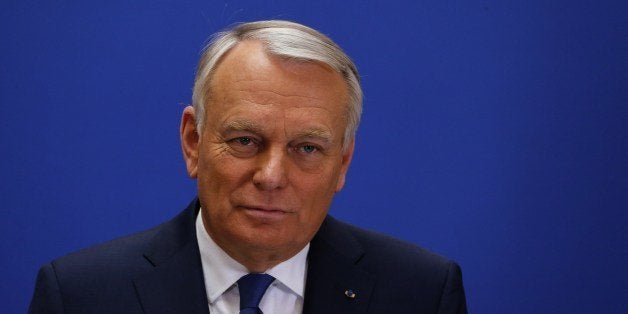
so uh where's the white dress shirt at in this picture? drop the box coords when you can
[195,210,309,314]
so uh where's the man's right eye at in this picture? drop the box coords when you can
[234,137,252,145]
[227,137,259,157]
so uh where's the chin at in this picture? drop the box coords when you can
[239,228,303,253]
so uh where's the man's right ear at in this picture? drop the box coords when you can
[180,106,200,178]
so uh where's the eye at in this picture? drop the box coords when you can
[234,137,252,146]
[298,144,318,154]
[227,136,259,157]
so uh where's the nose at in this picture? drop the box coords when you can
[252,146,288,191]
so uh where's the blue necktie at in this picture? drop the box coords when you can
[237,273,275,314]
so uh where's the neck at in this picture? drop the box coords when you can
[200,214,305,273]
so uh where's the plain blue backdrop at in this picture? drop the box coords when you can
[1,1,627,313]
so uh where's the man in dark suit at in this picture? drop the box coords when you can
[30,20,467,313]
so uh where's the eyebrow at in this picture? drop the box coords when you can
[222,120,264,134]
[221,119,334,143]
[293,128,333,144]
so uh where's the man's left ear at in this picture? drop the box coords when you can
[335,138,355,192]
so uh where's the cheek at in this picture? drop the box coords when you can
[199,141,245,177]
[197,147,250,201]
[293,166,340,211]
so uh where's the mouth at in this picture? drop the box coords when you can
[238,205,293,221]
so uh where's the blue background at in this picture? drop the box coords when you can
[1,0,627,313]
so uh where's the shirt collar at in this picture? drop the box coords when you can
[195,208,309,302]
[266,241,309,298]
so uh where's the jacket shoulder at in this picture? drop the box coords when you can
[331,217,455,271]
[30,201,199,313]
[50,199,198,274]
[316,217,466,312]
[51,222,160,272]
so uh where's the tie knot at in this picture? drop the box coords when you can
[237,273,275,312]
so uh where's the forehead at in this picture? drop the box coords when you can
[208,40,349,112]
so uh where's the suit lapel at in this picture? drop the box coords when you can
[303,216,375,314]
[132,199,209,314]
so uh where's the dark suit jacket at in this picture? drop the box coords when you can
[29,198,467,313]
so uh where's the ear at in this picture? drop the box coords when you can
[180,106,200,178]
[335,138,355,192]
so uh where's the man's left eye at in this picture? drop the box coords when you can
[299,145,318,154]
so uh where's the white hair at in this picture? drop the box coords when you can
[192,20,362,151]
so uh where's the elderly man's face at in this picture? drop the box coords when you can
[180,40,354,270]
